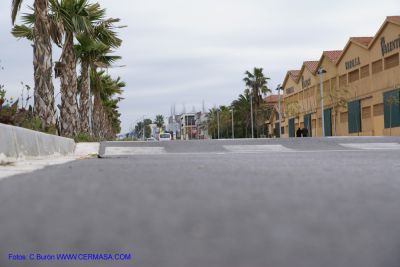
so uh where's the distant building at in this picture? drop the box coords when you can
[195,112,209,139]
[180,113,196,140]
[149,124,159,138]
[264,94,285,138]
[166,115,181,140]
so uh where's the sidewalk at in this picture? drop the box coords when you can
[0,143,99,180]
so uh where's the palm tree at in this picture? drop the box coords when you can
[231,93,251,138]
[100,75,125,139]
[75,36,106,134]
[243,68,271,137]
[50,0,105,137]
[218,106,232,139]
[154,115,164,128]
[207,107,219,139]
[75,18,122,135]
[91,70,124,140]
[102,98,122,138]
[90,57,122,138]
[12,0,57,131]
[243,68,271,107]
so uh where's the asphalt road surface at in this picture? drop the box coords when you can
[1,137,400,267]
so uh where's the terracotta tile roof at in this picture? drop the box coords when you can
[288,70,301,81]
[387,16,400,25]
[303,61,319,74]
[323,50,343,63]
[350,37,373,47]
[264,95,279,103]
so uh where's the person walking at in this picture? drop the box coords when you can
[296,128,302,138]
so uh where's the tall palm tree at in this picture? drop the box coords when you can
[102,98,122,138]
[50,0,105,137]
[243,67,271,137]
[91,70,124,139]
[75,36,106,134]
[75,18,122,135]
[243,67,271,107]
[207,107,219,139]
[90,53,121,138]
[154,115,164,128]
[12,0,57,131]
[231,93,251,138]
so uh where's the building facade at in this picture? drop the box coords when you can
[166,115,181,140]
[195,112,209,139]
[180,113,196,140]
[282,16,400,137]
[264,95,284,138]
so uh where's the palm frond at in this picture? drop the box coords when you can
[21,8,35,25]
[11,0,23,24]
[11,24,34,40]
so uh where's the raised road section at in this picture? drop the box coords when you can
[0,123,75,160]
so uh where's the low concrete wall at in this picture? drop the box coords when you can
[0,123,75,160]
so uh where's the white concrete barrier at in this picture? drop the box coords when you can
[0,123,75,161]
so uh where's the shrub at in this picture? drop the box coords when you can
[73,133,100,143]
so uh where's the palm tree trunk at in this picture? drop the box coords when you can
[92,92,102,138]
[104,113,113,140]
[101,108,109,140]
[100,108,106,139]
[33,0,56,130]
[79,60,90,134]
[60,32,79,137]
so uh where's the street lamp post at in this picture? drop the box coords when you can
[142,116,145,141]
[231,108,234,139]
[217,109,220,139]
[276,84,283,138]
[317,67,327,137]
[250,94,254,139]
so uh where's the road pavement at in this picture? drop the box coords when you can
[1,137,400,267]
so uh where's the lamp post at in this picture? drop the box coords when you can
[231,108,234,139]
[250,94,254,139]
[276,84,283,138]
[317,67,327,137]
[142,116,145,141]
[217,109,220,139]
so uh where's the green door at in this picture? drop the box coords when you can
[348,100,361,133]
[383,89,400,128]
[324,108,332,137]
[304,113,312,137]
[289,118,295,138]
[274,122,280,138]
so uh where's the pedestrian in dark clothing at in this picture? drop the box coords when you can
[302,127,309,137]
[296,128,302,137]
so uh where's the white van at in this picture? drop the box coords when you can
[159,133,172,141]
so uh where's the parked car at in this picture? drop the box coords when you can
[146,137,157,142]
[159,133,172,141]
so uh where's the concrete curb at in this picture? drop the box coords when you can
[0,123,75,161]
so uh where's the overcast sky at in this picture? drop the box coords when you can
[1,0,399,133]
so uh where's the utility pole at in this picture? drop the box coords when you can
[231,108,234,139]
[276,84,283,138]
[250,94,254,139]
[317,67,327,137]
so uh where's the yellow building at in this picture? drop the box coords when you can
[281,16,400,137]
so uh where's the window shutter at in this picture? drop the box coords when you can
[348,100,361,133]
